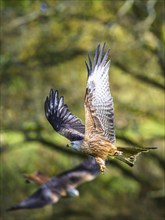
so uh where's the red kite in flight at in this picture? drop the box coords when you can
[45,43,156,172]
[7,158,99,211]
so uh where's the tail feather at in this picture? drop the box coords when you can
[23,171,50,185]
[115,155,134,167]
[115,146,157,167]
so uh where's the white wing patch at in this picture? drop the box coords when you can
[86,43,116,144]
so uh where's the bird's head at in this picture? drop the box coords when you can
[70,140,83,151]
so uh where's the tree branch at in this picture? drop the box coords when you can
[114,61,165,91]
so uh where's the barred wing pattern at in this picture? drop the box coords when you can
[85,43,116,144]
[45,89,85,141]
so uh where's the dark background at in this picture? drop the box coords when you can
[1,0,164,220]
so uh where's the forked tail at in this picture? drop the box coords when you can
[114,146,157,167]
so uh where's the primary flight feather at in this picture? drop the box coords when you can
[45,89,85,141]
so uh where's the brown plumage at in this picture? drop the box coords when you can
[81,43,122,172]
[45,43,156,173]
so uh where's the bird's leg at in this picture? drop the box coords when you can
[114,150,123,156]
[109,144,123,156]
[95,157,106,173]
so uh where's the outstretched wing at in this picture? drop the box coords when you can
[84,43,116,144]
[115,146,157,167]
[45,89,85,141]
[56,157,100,190]
[6,187,58,211]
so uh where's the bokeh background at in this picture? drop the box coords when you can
[1,0,164,220]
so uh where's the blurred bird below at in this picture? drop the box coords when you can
[7,157,100,211]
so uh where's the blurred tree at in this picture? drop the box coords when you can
[1,0,164,220]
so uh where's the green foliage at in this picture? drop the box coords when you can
[1,0,164,220]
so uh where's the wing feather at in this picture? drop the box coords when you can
[45,89,85,141]
[84,43,116,144]
[55,157,100,188]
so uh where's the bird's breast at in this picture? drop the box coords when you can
[82,135,114,159]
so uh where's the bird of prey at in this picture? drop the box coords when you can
[7,158,100,211]
[45,43,156,172]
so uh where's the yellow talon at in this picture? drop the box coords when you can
[100,164,106,174]
[114,150,122,156]
[96,157,106,174]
